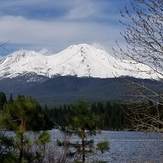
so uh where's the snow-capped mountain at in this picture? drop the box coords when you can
[0,44,159,79]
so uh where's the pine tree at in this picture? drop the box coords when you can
[58,101,109,163]
[8,93,14,103]
[0,95,52,162]
[0,92,7,110]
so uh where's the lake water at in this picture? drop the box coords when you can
[49,129,163,163]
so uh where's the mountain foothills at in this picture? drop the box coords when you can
[0,44,162,104]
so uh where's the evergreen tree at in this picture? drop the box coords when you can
[58,101,109,163]
[8,93,14,103]
[0,95,52,162]
[0,92,7,110]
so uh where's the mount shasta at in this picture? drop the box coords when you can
[0,44,162,104]
[0,44,159,79]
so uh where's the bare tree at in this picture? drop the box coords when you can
[116,0,163,75]
[115,0,163,132]
[126,100,163,132]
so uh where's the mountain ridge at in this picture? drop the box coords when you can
[0,44,159,80]
[0,75,162,105]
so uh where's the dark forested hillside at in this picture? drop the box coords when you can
[0,75,163,105]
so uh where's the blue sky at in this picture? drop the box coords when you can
[0,0,131,55]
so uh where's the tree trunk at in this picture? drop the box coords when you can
[18,133,24,163]
[81,129,85,163]
[18,119,26,163]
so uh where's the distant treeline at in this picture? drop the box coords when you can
[45,100,163,131]
[0,91,131,130]
[1,92,162,131]
[45,101,131,130]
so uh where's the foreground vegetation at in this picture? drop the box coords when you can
[0,92,162,162]
[0,92,109,163]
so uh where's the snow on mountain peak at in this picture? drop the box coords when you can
[0,44,159,79]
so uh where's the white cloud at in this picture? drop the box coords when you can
[65,0,97,19]
[0,16,122,51]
